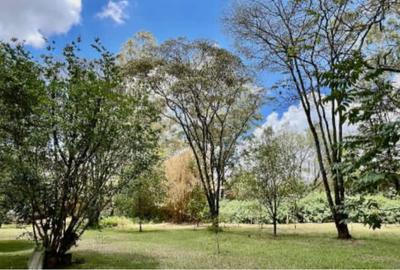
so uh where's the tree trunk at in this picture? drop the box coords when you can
[272,215,277,236]
[334,213,351,239]
[87,209,100,228]
[44,250,72,268]
[211,214,219,231]
[139,219,143,232]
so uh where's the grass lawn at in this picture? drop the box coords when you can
[1,223,400,268]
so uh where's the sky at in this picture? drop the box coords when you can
[0,0,307,133]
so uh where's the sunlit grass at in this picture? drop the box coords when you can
[1,223,400,268]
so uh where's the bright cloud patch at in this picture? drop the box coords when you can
[254,101,358,138]
[254,105,309,138]
[0,0,81,48]
[97,0,129,24]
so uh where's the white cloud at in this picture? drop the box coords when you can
[254,105,309,138]
[254,101,358,138]
[0,0,81,48]
[97,0,129,25]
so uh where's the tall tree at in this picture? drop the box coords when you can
[324,52,400,194]
[225,0,395,239]
[123,36,263,229]
[0,39,159,267]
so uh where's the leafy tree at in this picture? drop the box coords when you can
[0,39,159,267]
[123,36,263,229]
[114,165,166,232]
[245,128,304,236]
[321,52,400,194]
[187,184,208,227]
[226,169,259,201]
[225,0,397,239]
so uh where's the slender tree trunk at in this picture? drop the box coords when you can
[139,218,143,232]
[211,211,220,255]
[394,177,400,193]
[272,214,277,237]
[87,209,101,228]
[211,211,219,231]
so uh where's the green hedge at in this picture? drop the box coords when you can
[220,200,270,224]
[219,192,400,225]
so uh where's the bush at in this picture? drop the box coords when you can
[220,200,269,224]
[296,192,332,223]
[297,192,400,225]
[99,216,135,228]
[347,194,400,227]
[219,192,400,226]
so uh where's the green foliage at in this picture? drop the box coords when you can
[220,192,400,226]
[0,38,160,263]
[296,192,332,223]
[347,194,400,229]
[220,200,269,224]
[297,191,400,226]
[99,216,135,229]
[114,166,166,222]
[225,169,259,200]
[187,184,208,223]
[322,51,400,194]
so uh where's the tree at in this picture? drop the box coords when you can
[115,165,166,232]
[225,0,396,239]
[0,39,159,267]
[225,169,259,201]
[187,183,208,227]
[245,128,303,236]
[123,36,263,229]
[322,52,400,195]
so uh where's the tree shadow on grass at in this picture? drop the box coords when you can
[0,240,34,253]
[221,228,339,241]
[69,250,159,269]
[0,254,31,269]
[89,227,172,235]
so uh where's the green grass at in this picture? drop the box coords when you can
[1,223,400,268]
[0,225,35,269]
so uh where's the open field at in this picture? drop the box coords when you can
[1,223,400,269]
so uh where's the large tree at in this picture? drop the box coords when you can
[225,0,396,239]
[123,35,263,229]
[0,39,159,267]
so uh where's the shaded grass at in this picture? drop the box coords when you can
[1,223,400,268]
[0,225,35,269]
[0,240,34,253]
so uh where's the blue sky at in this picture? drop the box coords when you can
[48,1,231,54]
[61,0,283,119]
[0,0,294,128]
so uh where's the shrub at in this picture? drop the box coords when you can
[99,216,135,228]
[220,200,269,224]
[296,192,332,223]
